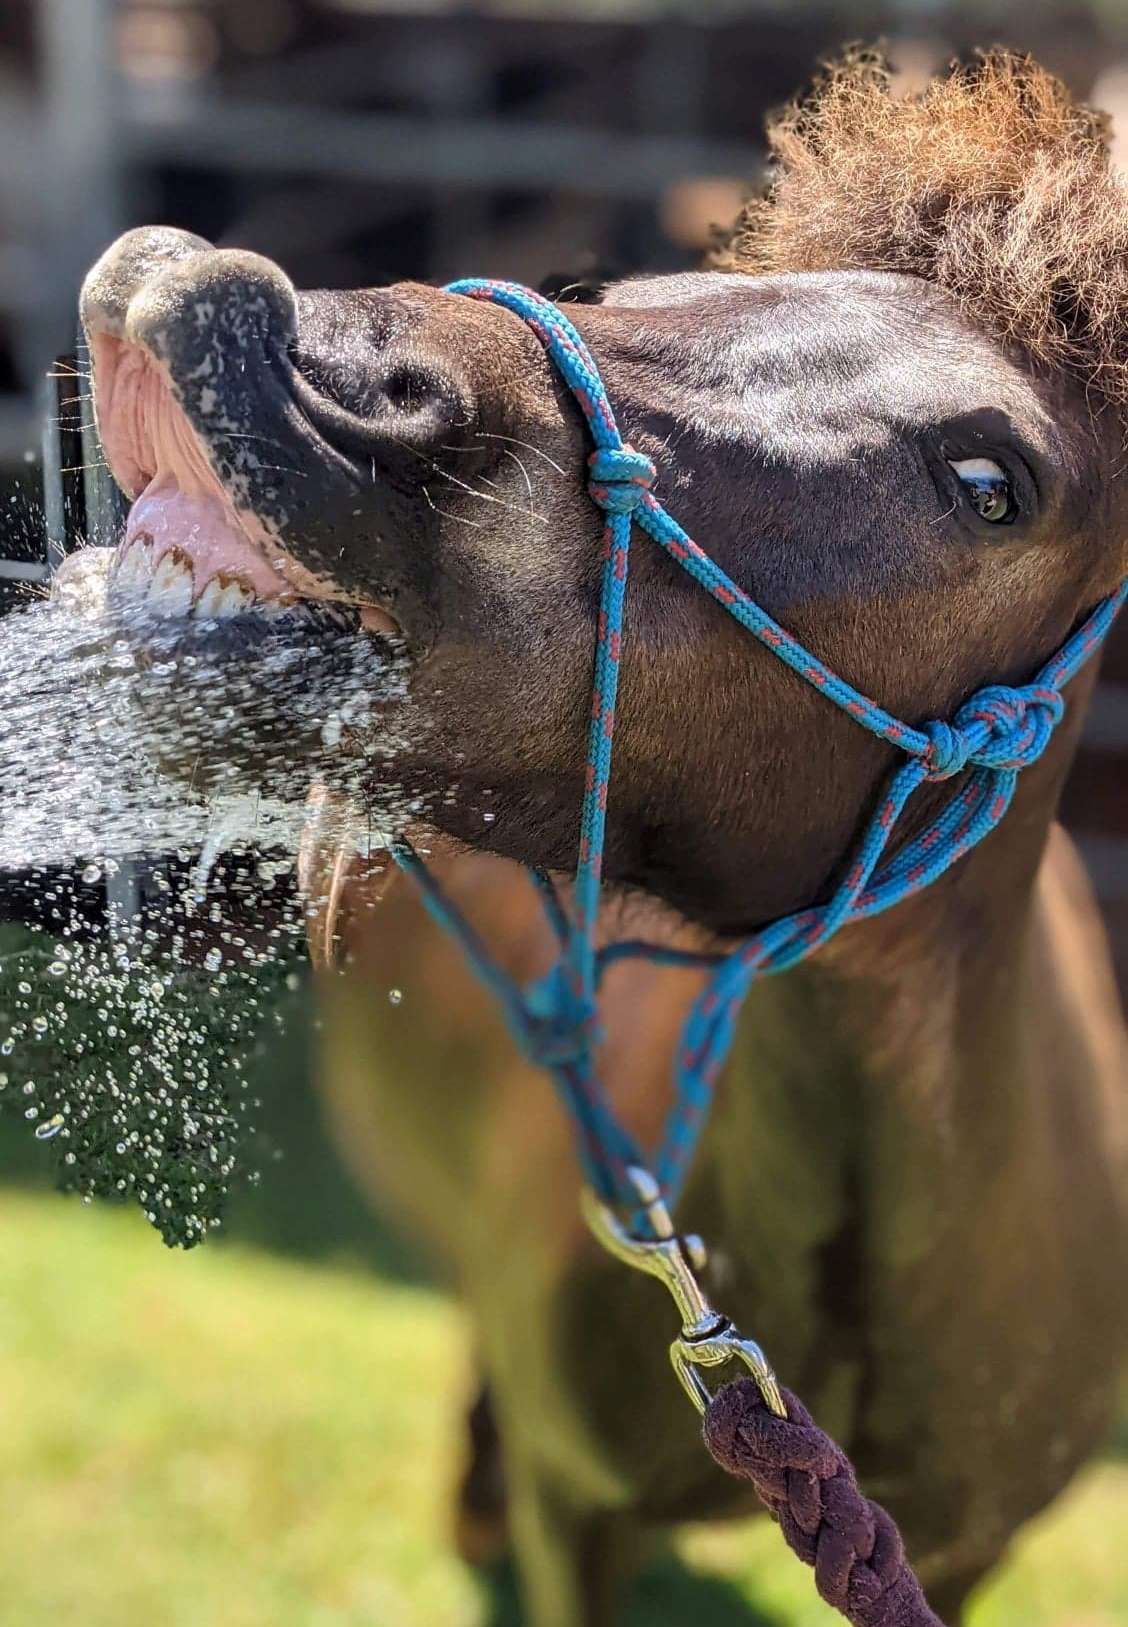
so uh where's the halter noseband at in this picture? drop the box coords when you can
[392,279,1127,1229]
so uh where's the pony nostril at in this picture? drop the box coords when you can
[369,361,466,444]
[288,349,459,434]
[381,365,446,417]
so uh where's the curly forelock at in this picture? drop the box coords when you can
[713,49,1128,416]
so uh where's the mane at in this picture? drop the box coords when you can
[713,49,1128,416]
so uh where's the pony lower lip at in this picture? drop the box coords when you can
[94,337,404,637]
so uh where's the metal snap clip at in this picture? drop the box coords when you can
[581,1165,785,1419]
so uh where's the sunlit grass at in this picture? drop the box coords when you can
[1,1191,1125,1626]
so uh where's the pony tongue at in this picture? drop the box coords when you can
[123,479,292,599]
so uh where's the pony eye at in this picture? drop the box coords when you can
[947,456,1017,525]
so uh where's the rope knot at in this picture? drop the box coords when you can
[587,445,656,514]
[921,720,967,781]
[522,964,600,1068]
[924,683,1065,781]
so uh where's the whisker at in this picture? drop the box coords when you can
[476,431,568,478]
[421,484,489,530]
[430,461,546,524]
[389,436,546,524]
[501,446,536,517]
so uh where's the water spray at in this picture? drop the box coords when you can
[0,348,408,1243]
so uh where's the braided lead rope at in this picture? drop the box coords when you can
[704,1381,945,1627]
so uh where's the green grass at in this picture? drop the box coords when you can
[0,1190,1125,1627]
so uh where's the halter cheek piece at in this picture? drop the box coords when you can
[390,281,1126,1626]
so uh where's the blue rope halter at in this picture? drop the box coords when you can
[392,278,1127,1235]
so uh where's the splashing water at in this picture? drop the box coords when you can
[0,549,417,1244]
[0,907,302,1246]
[0,556,413,869]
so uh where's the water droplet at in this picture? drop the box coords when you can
[81,864,102,884]
[388,988,403,1006]
[35,1113,65,1141]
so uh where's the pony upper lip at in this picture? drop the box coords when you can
[92,332,399,634]
[96,336,304,608]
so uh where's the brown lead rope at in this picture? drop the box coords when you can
[704,1380,946,1627]
[584,1174,946,1627]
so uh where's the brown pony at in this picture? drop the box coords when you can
[79,50,1128,1625]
